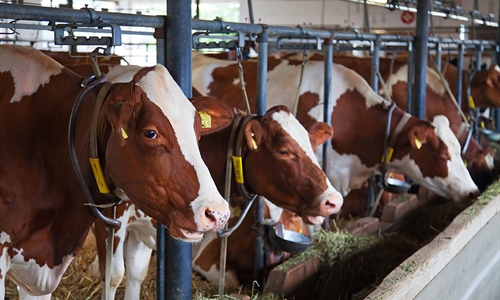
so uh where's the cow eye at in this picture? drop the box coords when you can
[278,149,288,155]
[144,130,158,139]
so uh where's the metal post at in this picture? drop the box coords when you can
[412,0,429,120]
[407,41,414,114]
[155,34,167,300]
[323,37,333,176]
[367,37,381,215]
[435,41,442,72]
[253,27,268,288]
[370,37,381,93]
[247,0,255,24]
[456,43,465,108]
[165,0,192,299]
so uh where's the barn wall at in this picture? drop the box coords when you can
[237,0,498,38]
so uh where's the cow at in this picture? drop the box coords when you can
[284,53,496,192]
[89,98,343,298]
[191,51,479,203]
[0,45,231,299]
[441,61,500,110]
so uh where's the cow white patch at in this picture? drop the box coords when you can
[191,52,235,96]
[495,65,500,73]
[0,45,63,103]
[264,199,284,221]
[321,149,378,196]
[106,65,142,83]
[7,248,74,296]
[271,110,342,201]
[385,64,446,97]
[136,65,227,231]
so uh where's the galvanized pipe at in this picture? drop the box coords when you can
[367,37,381,215]
[322,37,333,177]
[165,0,192,299]
[253,27,268,289]
[412,0,429,120]
[456,43,465,108]
[435,41,442,72]
[406,42,414,114]
[155,36,167,300]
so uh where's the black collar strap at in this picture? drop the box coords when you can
[88,82,123,207]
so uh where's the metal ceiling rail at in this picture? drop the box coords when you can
[2,3,497,50]
[0,22,154,36]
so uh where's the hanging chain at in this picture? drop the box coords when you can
[292,49,309,116]
[235,47,252,113]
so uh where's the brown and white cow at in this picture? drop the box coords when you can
[192,52,479,203]
[0,45,231,299]
[284,53,496,192]
[92,102,342,298]
[73,65,343,298]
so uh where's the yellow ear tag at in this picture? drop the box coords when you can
[481,121,485,129]
[89,158,111,194]
[199,110,212,129]
[469,96,476,109]
[231,205,242,218]
[414,136,422,150]
[251,133,258,150]
[121,128,128,139]
[463,159,468,167]
[381,147,394,163]
[232,156,244,184]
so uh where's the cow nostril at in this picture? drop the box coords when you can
[469,190,479,199]
[205,209,216,224]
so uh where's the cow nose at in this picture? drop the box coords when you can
[198,201,230,232]
[469,189,479,200]
[321,194,344,215]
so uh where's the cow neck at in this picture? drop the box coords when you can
[217,114,258,239]
[381,102,411,171]
[231,114,258,201]
[68,75,121,229]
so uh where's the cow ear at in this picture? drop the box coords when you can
[408,124,439,150]
[486,65,500,87]
[105,100,135,147]
[191,96,235,135]
[306,122,333,149]
[245,119,263,151]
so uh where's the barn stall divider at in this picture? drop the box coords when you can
[1,1,499,299]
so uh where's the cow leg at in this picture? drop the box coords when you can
[18,288,51,300]
[123,229,153,300]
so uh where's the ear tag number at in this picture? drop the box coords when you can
[89,158,111,194]
[199,110,212,129]
[232,156,244,184]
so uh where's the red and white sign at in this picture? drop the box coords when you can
[401,11,415,24]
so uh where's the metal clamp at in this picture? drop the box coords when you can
[276,35,322,51]
[192,30,245,50]
[54,19,121,47]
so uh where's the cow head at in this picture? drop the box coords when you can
[101,65,230,242]
[240,105,343,225]
[479,64,500,107]
[391,115,479,204]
